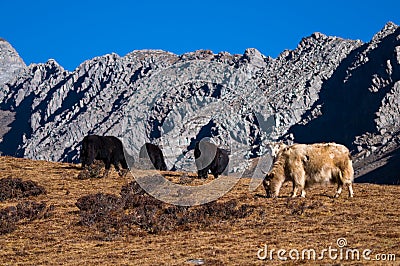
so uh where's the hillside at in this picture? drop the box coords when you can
[0,22,399,184]
[0,156,398,265]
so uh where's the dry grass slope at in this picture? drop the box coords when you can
[0,156,399,265]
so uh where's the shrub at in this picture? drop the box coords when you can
[76,193,124,227]
[76,160,105,179]
[76,178,254,238]
[0,177,46,201]
[0,201,54,235]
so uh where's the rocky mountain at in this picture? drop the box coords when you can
[0,38,26,87]
[0,39,26,139]
[0,22,399,184]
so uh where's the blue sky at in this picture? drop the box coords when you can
[1,0,399,71]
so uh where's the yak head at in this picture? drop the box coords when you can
[262,172,277,198]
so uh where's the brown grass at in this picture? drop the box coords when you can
[0,156,398,265]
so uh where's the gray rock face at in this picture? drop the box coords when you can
[0,39,26,142]
[0,38,26,87]
[0,22,399,184]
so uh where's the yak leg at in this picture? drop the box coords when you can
[118,159,129,177]
[346,182,354,198]
[113,161,121,173]
[117,161,129,177]
[119,169,129,177]
[291,182,303,197]
[198,168,209,179]
[103,160,111,178]
[102,169,110,178]
[291,169,306,198]
[86,149,96,168]
[114,163,126,177]
[291,184,299,197]
[291,184,306,198]
[334,185,343,198]
[334,171,343,198]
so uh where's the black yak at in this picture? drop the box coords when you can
[138,143,167,171]
[194,139,229,179]
[80,135,128,177]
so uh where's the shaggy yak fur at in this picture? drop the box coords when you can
[139,143,168,171]
[194,140,229,179]
[263,143,354,198]
[80,135,128,177]
[268,141,288,158]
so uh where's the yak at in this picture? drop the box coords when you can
[138,143,168,171]
[194,139,229,179]
[263,143,354,198]
[80,135,128,177]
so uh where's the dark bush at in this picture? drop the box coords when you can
[0,206,18,234]
[76,178,254,237]
[120,180,147,197]
[121,182,162,210]
[75,193,124,226]
[0,177,46,201]
[16,201,53,220]
[0,201,54,235]
[76,160,105,179]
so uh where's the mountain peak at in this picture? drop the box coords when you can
[371,21,399,43]
[0,38,26,87]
